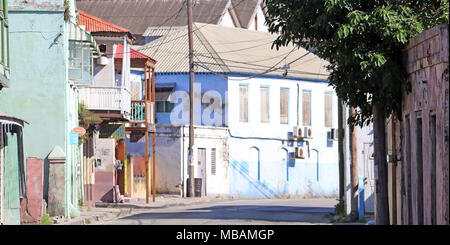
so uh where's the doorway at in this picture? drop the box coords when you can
[197,148,207,197]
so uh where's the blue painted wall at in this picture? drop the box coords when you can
[227,76,339,198]
[130,71,228,126]
[129,69,339,198]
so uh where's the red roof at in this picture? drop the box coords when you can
[78,10,131,34]
[115,44,157,63]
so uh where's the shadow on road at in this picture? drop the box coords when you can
[116,205,334,224]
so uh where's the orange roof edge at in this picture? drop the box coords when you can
[78,10,134,40]
[115,44,157,63]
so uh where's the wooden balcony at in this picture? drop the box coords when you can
[125,100,155,132]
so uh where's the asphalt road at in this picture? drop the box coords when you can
[98,198,337,225]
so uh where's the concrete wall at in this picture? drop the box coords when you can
[92,132,116,203]
[227,76,339,198]
[0,0,75,218]
[401,24,449,225]
[126,125,229,196]
[93,44,116,87]
[0,2,67,161]
[21,158,44,225]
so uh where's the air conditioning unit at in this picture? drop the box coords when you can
[294,147,306,159]
[288,152,296,162]
[328,128,339,141]
[293,126,304,139]
[97,56,109,66]
[304,127,313,139]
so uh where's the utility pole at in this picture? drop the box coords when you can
[187,0,195,197]
[145,65,150,204]
[151,67,156,202]
[350,107,359,220]
[338,99,345,202]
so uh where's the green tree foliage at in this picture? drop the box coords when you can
[265,0,449,126]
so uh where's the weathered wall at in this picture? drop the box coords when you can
[401,24,449,225]
[92,135,115,203]
[1,2,66,161]
[125,125,229,196]
[92,44,116,87]
[228,76,339,198]
[20,158,44,225]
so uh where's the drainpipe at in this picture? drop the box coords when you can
[312,148,319,182]
[64,21,70,219]
[181,125,185,197]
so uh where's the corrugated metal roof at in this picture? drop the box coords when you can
[76,0,230,35]
[135,24,227,73]
[78,10,132,34]
[68,21,100,54]
[135,23,329,80]
[0,111,28,126]
[231,0,260,28]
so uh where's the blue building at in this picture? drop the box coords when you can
[128,23,339,198]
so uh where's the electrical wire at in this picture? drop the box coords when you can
[101,0,249,56]
[88,0,327,80]
[150,5,185,58]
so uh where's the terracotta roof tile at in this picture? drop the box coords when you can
[78,10,132,34]
[115,44,157,63]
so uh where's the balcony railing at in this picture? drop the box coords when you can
[79,86,131,119]
[130,100,155,124]
[131,100,146,122]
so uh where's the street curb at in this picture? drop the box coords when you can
[57,198,239,225]
[58,208,134,225]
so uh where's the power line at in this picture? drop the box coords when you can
[192,48,310,81]
[195,49,325,81]
[101,0,249,56]
[150,5,185,58]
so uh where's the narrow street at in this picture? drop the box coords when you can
[97,198,337,225]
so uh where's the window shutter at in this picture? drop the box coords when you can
[324,93,332,127]
[239,85,248,122]
[302,91,311,126]
[211,148,216,176]
[280,88,289,124]
[260,87,269,123]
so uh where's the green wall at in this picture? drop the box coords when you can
[0,10,67,161]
